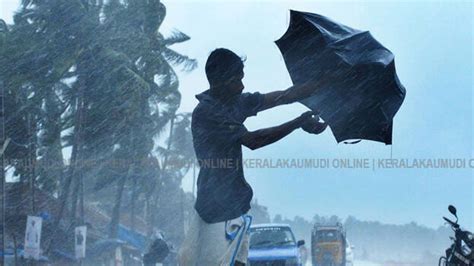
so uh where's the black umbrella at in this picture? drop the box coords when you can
[275,10,406,144]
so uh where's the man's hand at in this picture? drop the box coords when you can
[298,111,328,135]
[241,111,327,150]
[294,111,315,126]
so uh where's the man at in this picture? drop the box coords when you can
[179,48,327,265]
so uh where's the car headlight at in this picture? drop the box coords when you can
[285,257,299,266]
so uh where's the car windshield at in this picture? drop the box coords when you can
[315,229,341,242]
[250,226,296,248]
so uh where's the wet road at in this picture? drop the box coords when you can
[305,261,381,266]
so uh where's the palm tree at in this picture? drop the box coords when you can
[92,0,196,239]
[153,113,195,246]
[2,0,197,252]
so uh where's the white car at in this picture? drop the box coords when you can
[345,239,355,266]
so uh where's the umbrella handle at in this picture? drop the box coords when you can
[343,140,362,144]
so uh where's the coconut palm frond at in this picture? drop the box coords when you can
[0,19,8,32]
[122,66,150,91]
[163,30,190,46]
[162,47,197,72]
[21,0,33,7]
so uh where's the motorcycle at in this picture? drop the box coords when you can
[438,205,474,266]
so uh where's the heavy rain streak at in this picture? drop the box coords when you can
[0,1,472,266]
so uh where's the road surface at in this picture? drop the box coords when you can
[305,261,381,266]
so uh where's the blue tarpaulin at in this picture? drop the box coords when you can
[117,225,147,252]
[0,248,49,261]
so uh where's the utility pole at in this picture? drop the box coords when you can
[0,79,5,265]
[28,114,36,213]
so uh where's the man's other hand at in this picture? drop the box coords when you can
[299,112,327,135]
[295,111,315,125]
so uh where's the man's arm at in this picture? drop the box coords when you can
[260,80,320,111]
[241,111,324,150]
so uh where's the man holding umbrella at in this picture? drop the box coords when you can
[178,48,327,266]
[179,8,406,266]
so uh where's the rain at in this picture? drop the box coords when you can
[0,1,473,266]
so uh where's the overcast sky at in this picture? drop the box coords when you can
[1,0,472,229]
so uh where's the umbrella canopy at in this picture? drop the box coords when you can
[275,10,406,144]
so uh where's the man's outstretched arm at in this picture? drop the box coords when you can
[241,111,326,150]
[260,80,322,111]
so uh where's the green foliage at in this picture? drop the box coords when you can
[1,0,197,244]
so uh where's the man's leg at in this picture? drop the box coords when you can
[219,215,251,266]
[197,217,229,265]
[179,211,251,266]
[231,230,249,265]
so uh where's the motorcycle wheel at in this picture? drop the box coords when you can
[438,256,447,266]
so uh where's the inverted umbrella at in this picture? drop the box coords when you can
[275,10,406,144]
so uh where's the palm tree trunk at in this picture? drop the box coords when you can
[130,177,138,230]
[144,193,150,234]
[109,172,127,238]
[70,175,80,225]
[162,116,175,171]
[27,113,36,213]
[110,127,137,237]
[79,170,84,225]
[47,78,85,252]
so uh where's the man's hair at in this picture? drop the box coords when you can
[205,48,244,86]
